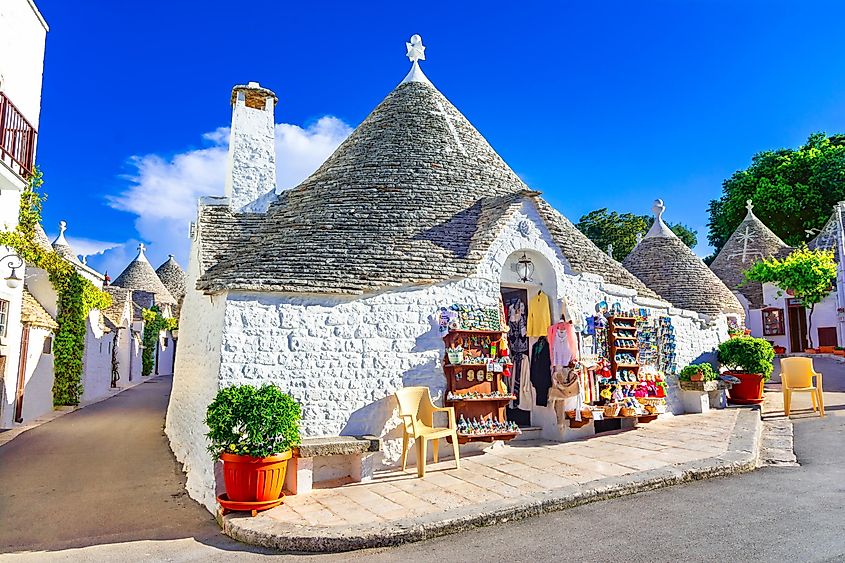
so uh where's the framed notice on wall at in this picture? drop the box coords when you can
[762,308,785,336]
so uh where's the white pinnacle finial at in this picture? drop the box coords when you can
[745,199,755,218]
[400,34,432,85]
[53,220,70,246]
[136,243,149,263]
[406,34,425,63]
[643,198,677,240]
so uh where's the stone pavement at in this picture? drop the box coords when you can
[222,407,761,552]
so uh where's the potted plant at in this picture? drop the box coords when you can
[805,347,817,354]
[206,384,301,506]
[678,363,717,383]
[718,337,774,404]
[835,346,845,357]
[818,345,836,354]
[773,344,786,355]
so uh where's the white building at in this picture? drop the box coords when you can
[166,37,739,512]
[0,0,48,428]
[710,200,840,352]
[109,244,178,377]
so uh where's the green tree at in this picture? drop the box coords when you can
[743,246,837,348]
[576,208,698,261]
[708,132,845,253]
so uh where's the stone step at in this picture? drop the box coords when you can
[512,426,543,441]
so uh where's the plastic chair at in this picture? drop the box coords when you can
[394,387,460,477]
[780,357,825,417]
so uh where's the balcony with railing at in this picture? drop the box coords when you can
[0,92,37,180]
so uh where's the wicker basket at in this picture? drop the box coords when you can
[620,407,637,417]
[603,403,620,417]
[580,408,593,420]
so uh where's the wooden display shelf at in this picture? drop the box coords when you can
[612,346,639,351]
[446,396,515,403]
[444,363,510,369]
[449,431,519,444]
[443,329,507,337]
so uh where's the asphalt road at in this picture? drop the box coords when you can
[1,361,843,562]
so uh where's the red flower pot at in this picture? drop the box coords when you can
[726,371,765,405]
[220,451,291,502]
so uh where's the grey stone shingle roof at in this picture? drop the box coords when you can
[710,201,792,308]
[156,255,186,302]
[112,246,176,304]
[623,200,744,317]
[195,76,660,299]
[21,288,58,331]
[103,286,132,327]
[809,202,845,256]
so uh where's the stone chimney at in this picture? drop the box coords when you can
[224,82,278,212]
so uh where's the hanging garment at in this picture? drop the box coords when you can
[507,299,529,354]
[548,366,584,427]
[527,291,551,337]
[530,337,552,407]
[547,321,579,368]
[509,353,529,410]
[517,355,534,411]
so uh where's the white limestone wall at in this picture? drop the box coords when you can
[755,282,839,350]
[80,311,114,403]
[808,291,839,347]
[224,90,276,211]
[165,238,228,512]
[19,325,53,421]
[154,334,176,376]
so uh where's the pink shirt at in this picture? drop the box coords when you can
[548,322,579,367]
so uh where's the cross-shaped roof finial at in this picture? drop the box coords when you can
[406,34,426,63]
[138,243,146,255]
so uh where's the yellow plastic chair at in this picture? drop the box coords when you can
[394,387,460,477]
[780,357,825,417]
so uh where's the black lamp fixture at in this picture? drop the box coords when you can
[516,252,534,283]
[2,253,23,289]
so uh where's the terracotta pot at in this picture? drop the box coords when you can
[220,451,291,502]
[818,345,835,354]
[773,346,786,355]
[804,348,817,354]
[726,371,765,405]
[690,372,704,382]
[835,350,845,357]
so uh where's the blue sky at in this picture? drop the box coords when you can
[32,0,845,274]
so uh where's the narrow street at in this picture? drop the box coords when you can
[1,361,843,562]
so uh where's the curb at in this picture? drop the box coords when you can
[221,406,762,553]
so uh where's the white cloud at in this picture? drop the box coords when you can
[62,236,122,258]
[90,116,352,274]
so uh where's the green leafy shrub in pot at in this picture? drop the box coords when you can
[205,384,301,459]
[678,363,718,382]
[717,337,774,382]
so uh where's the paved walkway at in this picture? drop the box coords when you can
[0,375,217,553]
[223,406,759,552]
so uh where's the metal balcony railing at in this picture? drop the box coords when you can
[0,92,37,179]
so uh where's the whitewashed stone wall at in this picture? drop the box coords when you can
[80,312,115,403]
[18,326,53,421]
[154,334,176,376]
[168,198,731,513]
[165,239,228,512]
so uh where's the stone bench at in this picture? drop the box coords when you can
[284,435,381,495]
[678,380,732,413]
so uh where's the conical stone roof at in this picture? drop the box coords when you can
[196,48,659,299]
[112,244,176,304]
[710,200,792,308]
[623,200,744,317]
[155,255,186,302]
[51,220,82,265]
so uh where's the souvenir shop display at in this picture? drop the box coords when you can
[442,305,518,444]
[657,316,677,375]
[440,304,506,334]
[608,315,641,382]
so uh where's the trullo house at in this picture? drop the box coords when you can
[166,36,737,511]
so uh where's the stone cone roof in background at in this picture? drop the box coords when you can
[21,288,58,331]
[156,255,186,302]
[809,202,845,256]
[103,286,132,327]
[710,201,793,308]
[112,246,175,304]
[33,224,52,253]
[623,200,744,317]
[51,220,82,266]
[196,69,659,299]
